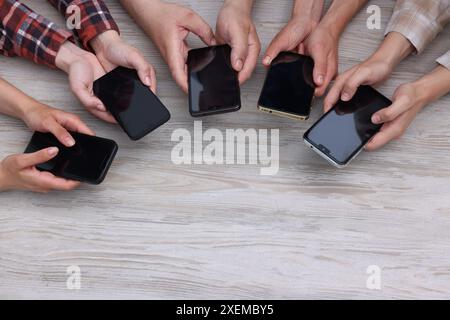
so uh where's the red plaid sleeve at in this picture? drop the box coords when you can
[47,0,120,49]
[0,0,73,68]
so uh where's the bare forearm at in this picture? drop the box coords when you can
[321,0,368,38]
[415,66,450,105]
[292,0,324,20]
[223,0,254,13]
[370,32,415,68]
[0,79,36,121]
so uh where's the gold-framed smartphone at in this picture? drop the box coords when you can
[258,52,315,121]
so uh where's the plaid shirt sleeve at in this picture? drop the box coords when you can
[385,0,450,54]
[0,0,73,68]
[47,0,120,50]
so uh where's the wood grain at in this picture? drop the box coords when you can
[1,0,450,299]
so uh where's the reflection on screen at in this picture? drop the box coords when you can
[188,45,241,115]
[259,52,315,116]
[306,86,391,164]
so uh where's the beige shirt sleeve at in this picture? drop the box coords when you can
[437,51,450,70]
[385,0,450,54]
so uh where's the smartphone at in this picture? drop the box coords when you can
[24,132,118,185]
[93,66,171,141]
[304,85,392,168]
[258,52,315,120]
[188,45,241,117]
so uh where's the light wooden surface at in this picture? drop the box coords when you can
[1,0,450,300]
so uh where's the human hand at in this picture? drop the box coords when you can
[364,83,426,151]
[216,0,260,84]
[324,32,415,111]
[0,147,80,193]
[324,59,394,112]
[90,30,157,93]
[22,103,94,147]
[55,41,116,123]
[121,0,216,93]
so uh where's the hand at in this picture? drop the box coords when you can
[90,30,157,93]
[55,41,116,123]
[302,26,339,97]
[216,1,260,84]
[365,83,425,151]
[324,59,394,112]
[0,147,80,193]
[23,103,95,147]
[121,0,216,93]
[324,32,415,111]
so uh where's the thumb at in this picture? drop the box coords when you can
[20,147,59,169]
[229,32,248,72]
[309,47,327,87]
[263,31,289,66]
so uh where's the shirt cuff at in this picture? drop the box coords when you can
[15,14,74,68]
[385,8,442,54]
[65,0,120,50]
[437,51,450,70]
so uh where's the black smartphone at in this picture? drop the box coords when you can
[304,85,392,168]
[258,52,315,120]
[188,45,241,117]
[93,66,171,141]
[24,132,118,185]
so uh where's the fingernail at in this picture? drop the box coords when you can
[145,76,151,86]
[235,59,243,71]
[48,147,58,156]
[211,38,217,46]
[372,115,381,124]
[97,103,106,111]
[263,56,271,65]
[341,93,350,101]
[316,75,324,85]
[65,136,75,147]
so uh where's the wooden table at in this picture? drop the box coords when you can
[1,0,450,299]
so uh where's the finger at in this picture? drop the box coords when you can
[59,114,95,136]
[340,67,372,101]
[184,13,216,46]
[31,171,80,191]
[71,81,106,112]
[167,39,189,93]
[18,147,59,169]
[238,31,261,83]
[126,50,158,91]
[371,97,410,124]
[44,118,75,147]
[315,57,337,97]
[323,76,348,112]
[263,28,290,66]
[365,125,401,151]
[309,44,327,87]
[88,109,117,124]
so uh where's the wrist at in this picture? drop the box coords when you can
[55,41,82,73]
[413,66,450,104]
[90,30,121,55]
[222,0,253,14]
[292,0,324,23]
[373,32,414,69]
[0,161,11,192]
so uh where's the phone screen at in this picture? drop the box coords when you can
[93,67,171,140]
[188,45,241,116]
[25,132,118,184]
[259,52,315,118]
[304,86,392,166]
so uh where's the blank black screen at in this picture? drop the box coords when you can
[188,45,241,116]
[25,132,117,184]
[305,86,392,165]
[259,52,315,117]
[93,67,170,140]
